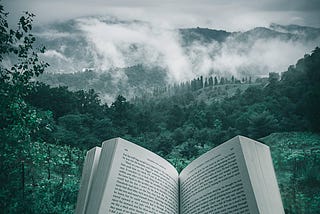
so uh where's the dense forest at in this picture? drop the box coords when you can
[1,5,320,213]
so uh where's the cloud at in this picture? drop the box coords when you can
[185,35,320,78]
[37,15,320,83]
[34,30,72,39]
[43,50,69,60]
[76,17,193,82]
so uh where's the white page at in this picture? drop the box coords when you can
[179,136,259,214]
[94,138,179,214]
[75,147,101,214]
[240,137,284,214]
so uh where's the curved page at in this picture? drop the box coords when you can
[94,138,179,214]
[179,136,258,214]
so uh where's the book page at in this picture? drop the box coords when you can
[240,137,284,213]
[94,138,179,214]
[179,136,258,214]
[85,140,117,213]
[75,147,101,214]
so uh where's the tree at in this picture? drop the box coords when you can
[204,77,209,87]
[27,84,78,118]
[110,95,134,135]
[208,76,213,86]
[214,76,218,85]
[220,77,225,85]
[302,48,320,131]
[268,72,280,84]
[0,6,49,133]
[167,104,184,130]
[247,109,279,138]
[75,89,102,117]
[0,8,48,96]
[0,6,51,212]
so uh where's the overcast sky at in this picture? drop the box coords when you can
[3,0,320,30]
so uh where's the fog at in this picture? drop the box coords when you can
[38,16,320,84]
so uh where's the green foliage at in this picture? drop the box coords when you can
[0,5,56,213]
[0,9,48,95]
[2,141,84,213]
[261,132,320,214]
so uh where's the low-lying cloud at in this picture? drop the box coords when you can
[207,37,317,78]
[39,16,320,84]
[76,17,193,82]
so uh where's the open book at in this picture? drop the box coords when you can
[75,136,284,214]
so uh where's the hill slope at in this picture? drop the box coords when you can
[260,132,320,214]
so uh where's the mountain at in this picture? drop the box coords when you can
[269,23,320,40]
[233,27,297,42]
[178,27,231,45]
[33,17,320,101]
[39,65,168,103]
[34,20,93,74]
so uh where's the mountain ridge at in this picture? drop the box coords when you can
[33,17,320,101]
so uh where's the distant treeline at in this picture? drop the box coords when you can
[151,75,254,97]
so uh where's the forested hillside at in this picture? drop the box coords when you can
[1,5,320,213]
[27,46,320,155]
[261,132,320,214]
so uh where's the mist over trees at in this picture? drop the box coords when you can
[32,14,320,104]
